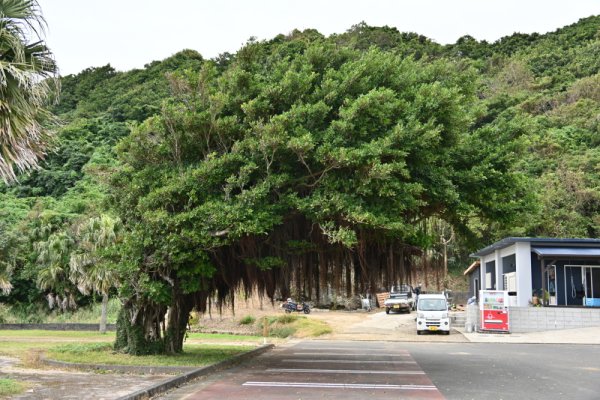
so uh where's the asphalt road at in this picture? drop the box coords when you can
[159,340,600,400]
[404,341,600,400]
[159,340,445,400]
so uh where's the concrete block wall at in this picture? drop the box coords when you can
[465,304,479,331]
[509,307,600,332]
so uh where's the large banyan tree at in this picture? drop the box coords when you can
[110,36,530,354]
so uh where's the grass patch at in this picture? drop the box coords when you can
[0,330,113,339]
[0,331,114,359]
[0,330,257,369]
[0,331,114,358]
[254,314,331,338]
[293,317,332,337]
[239,315,256,325]
[46,342,253,367]
[275,314,299,324]
[52,342,112,353]
[269,326,296,338]
[186,332,262,342]
[0,378,26,397]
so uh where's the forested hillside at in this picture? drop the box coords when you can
[1,16,598,335]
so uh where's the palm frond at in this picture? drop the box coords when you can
[0,0,58,183]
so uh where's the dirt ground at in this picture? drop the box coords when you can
[196,296,467,343]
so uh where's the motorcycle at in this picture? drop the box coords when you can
[282,299,311,314]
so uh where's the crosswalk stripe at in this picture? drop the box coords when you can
[266,368,425,375]
[292,352,410,356]
[243,381,437,390]
[295,347,409,352]
[281,359,416,364]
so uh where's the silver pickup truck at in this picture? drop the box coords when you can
[384,284,415,314]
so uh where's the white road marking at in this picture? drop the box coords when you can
[281,359,416,364]
[295,347,408,352]
[266,368,425,375]
[243,381,437,390]
[292,352,410,356]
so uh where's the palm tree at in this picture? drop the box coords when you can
[70,215,121,333]
[0,222,18,295]
[35,230,76,311]
[0,272,11,295]
[0,0,59,183]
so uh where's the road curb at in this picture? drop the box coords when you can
[116,343,274,400]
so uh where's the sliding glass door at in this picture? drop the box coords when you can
[546,265,557,305]
[582,266,600,300]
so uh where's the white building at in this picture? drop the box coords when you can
[468,237,600,308]
[465,238,600,332]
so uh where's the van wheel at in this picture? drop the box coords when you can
[385,308,390,314]
[417,330,422,335]
[444,330,450,335]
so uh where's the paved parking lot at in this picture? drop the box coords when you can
[160,340,445,399]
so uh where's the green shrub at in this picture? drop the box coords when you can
[12,304,46,323]
[50,298,121,324]
[239,315,256,325]
[0,304,9,323]
[269,326,296,338]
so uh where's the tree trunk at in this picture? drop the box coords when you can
[114,303,166,355]
[100,293,108,334]
[164,298,191,354]
[443,242,448,280]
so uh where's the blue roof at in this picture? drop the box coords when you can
[531,247,600,258]
[471,237,600,257]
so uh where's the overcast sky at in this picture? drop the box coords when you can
[37,0,599,76]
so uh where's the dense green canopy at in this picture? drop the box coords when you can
[108,39,532,353]
[1,16,599,353]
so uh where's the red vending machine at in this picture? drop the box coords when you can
[479,290,510,332]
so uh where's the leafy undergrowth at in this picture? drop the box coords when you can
[0,378,26,397]
[0,299,121,324]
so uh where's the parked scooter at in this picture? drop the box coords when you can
[282,298,311,314]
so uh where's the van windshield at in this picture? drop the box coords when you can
[418,299,447,311]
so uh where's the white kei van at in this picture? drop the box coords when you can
[416,294,450,335]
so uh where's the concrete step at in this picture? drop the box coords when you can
[450,312,466,325]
